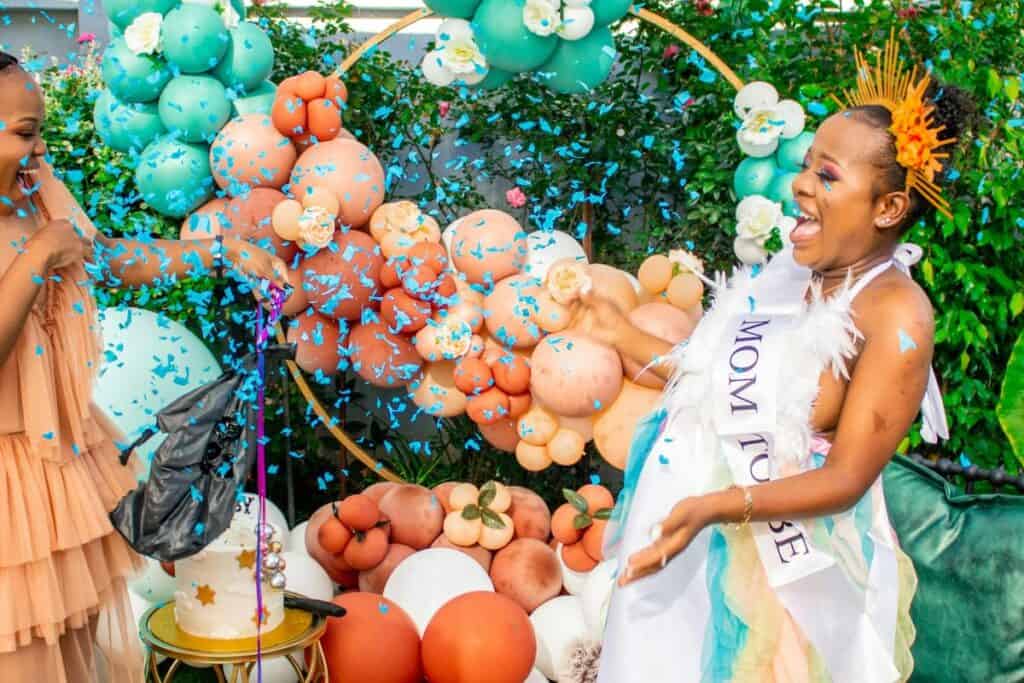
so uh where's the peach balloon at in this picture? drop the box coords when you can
[300,183,341,215]
[489,539,562,613]
[478,419,519,453]
[622,302,699,388]
[348,322,422,388]
[180,197,232,240]
[409,361,468,418]
[483,275,544,349]
[556,414,594,443]
[289,138,385,229]
[322,592,422,683]
[378,484,444,550]
[547,428,586,466]
[210,113,297,195]
[637,254,673,294]
[272,198,303,241]
[517,403,558,446]
[358,543,416,594]
[431,534,493,573]
[432,482,459,514]
[531,290,573,333]
[530,333,623,417]
[515,441,552,472]
[507,486,551,542]
[303,229,383,320]
[449,210,528,285]
[286,309,348,375]
[593,379,663,470]
[363,482,399,504]
[667,272,704,310]
[281,266,309,316]
[585,264,638,313]
[421,592,535,683]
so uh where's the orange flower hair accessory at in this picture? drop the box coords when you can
[831,29,956,218]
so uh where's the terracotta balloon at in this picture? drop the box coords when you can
[307,97,342,141]
[348,322,423,388]
[306,504,356,584]
[530,333,623,417]
[478,418,519,453]
[303,229,383,320]
[449,210,528,285]
[322,592,422,683]
[180,197,232,240]
[281,266,309,317]
[271,92,306,137]
[593,379,663,470]
[483,275,544,349]
[381,288,431,334]
[358,543,416,594]
[585,264,638,313]
[466,387,511,425]
[431,534,493,573]
[289,138,385,228]
[286,309,348,375]
[210,113,297,195]
[622,302,698,388]
[421,592,535,683]
[410,362,468,418]
[489,539,562,613]
[363,481,399,504]
[432,482,459,515]
[378,484,444,550]
[507,486,551,542]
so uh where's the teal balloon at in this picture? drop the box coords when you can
[425,0,481,19]
[162,4,230,74]
[101,37,171,104]
[591,0,633,26]
[135,138,214,218]
[158,75,231,143]
[93,89,166,153]
[230,0,246,20]
[108,20,123,38]
[733,157,778,199]
[767,171,799,204]
[782,199,800,218]
[104,0,179,31]
[536,26,615,95]
[212,22,274,91]
[232,80,277,116]
[472,0,558,73]
[472,67,514,91]
[776,131,815,172]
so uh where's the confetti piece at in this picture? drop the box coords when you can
[898,329,918,353]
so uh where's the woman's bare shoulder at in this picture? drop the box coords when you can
[852,268,935,352]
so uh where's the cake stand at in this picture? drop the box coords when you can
[139,593,329,682]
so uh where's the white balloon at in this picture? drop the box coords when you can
[775,99,807,139]
[563,0,591,7]
[734,236,768,265]
[530,595,588,680]
[287,522,310,554]
[421,51,455,87]
[733,80,779,119]
[383,548,494,636]
[736,127,780,158]
[233,493,291,549]
[442,220,461,271]
[94,306,222,482]
[280,551,334,601]
[559,6,595,41]
[129,558,177,604]
[555,543,590,596]
[525,668,549,683]
[580,560,617,641]
[524,230,588,282]
[227,657,300,683]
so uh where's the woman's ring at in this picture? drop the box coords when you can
[659,553,667,569]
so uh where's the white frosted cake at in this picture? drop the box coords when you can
[174,516,285,639]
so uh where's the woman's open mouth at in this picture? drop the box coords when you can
[790,212,821,244]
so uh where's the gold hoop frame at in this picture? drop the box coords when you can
[276,7,745,484]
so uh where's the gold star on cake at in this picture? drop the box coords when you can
[196,585,216,606]
[236,549,256,570]
[252,606,270,626]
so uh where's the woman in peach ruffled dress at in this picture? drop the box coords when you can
[0,52,289,681]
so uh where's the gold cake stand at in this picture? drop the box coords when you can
[140,595,329,682]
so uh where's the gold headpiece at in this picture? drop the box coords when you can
[831,29,955,219]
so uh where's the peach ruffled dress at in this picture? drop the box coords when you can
[0,163,144,681]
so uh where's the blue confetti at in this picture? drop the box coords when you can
[898,329,918,353]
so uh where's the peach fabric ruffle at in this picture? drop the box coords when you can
[0,163,144,681]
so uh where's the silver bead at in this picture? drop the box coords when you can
[263,552,281,570]
[269,572,287,590]
[261,524,277,541]
[276,557,287,572]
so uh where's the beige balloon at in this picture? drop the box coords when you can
[637,254,673,294]
[271,199,303,241]
[516,441,553,471]
[592,380,663,470]
[517,403,559,446]
[547,428,586,466]
[585,264,638,313]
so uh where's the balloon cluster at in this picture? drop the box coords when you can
[730,81,815,264]
[419,0,632,94]
[95,0,278,217]
[270,70,350,152]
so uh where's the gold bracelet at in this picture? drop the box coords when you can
[728,485,753,530]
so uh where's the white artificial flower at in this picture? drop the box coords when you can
[734,236,768,265]
[546,261,592,304]
[735,195,785,243]
[298,207,336,249]
[124,12,163,55]
[558,5,595,41]
[667,249,704,276]
[736,98,806,157]
[733,81,778,120]
[524,0,561,37]
[435,319,474,359]
[422,19,488,86]
[384,201,423,234]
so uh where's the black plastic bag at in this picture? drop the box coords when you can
[110,344,295,562]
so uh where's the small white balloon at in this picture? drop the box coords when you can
[530,595,588,680]
[736,126,780,158]
[563,0,591,6]
[383,548,494,636]
[280,551,334,601]
[287,522,310,554]
[733,81,779,119]
[421,51,455,87]
[227,657,299,683]
[556,543,590,596]
[525,668,549,683]
[775,99,807,139]
[580,560,617,641]
[129,558,177,604]
[453,66,489,86]
[234,494,290,550]
[525,230,588,281]
[558,6,595,41]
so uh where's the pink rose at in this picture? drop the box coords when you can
[661,44,680,60]
[438,101,451,118]
[77,32,96,44]
[505,187,527,209]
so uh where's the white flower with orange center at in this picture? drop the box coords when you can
[297,206,336,249]
[667,249,704,276]
[546,260,592,305]
[435,319,474,359]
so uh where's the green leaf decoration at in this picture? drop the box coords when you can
[564,488,589,513]
[593,507,613,520]
[481,508,506,530]
[478,481,497,508]
[461,504,481,520]
[1011,292,1024,318]
[573,512,593,530]
[997,329,1024,467]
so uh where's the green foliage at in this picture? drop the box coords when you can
[998,330,1024,467]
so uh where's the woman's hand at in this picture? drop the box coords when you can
[224,238,290,291]
[30,218,91,271]
[571,290,633,348]
[618,495,718,587]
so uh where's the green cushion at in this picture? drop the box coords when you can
[883,455,1024,682]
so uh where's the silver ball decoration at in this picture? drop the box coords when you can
[263,552,281,571]
[269,572,287,590]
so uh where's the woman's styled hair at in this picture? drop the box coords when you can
[0,51,19,73]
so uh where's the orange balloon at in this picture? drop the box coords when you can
[348,322,422,388]
[324,74,349,104]
[307,97,342,142]
[286,309,348,375]
[592,379,663,470]
[421,591,535,683]
[271,93,307,137]
[478,419,519,453]
[225,187,300,264]
[466,387,511,426]
[483,275,544,349]
[180,197,231,240]
[293,71,327,100]
[306,504,355,584]
[302,229,383,320]
[381,288,431,334]
[210,113,296,194]
[449,209,527,285]
[489,538,561,613]
[322,592,422,683]
[290,138,386,229]
[530,332,623,417]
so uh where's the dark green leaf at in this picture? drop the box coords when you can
[478,481,497,508]
[481,508,506,529]
[593,507,613,520]
[461,504,481,520]
[564,489,589,513]
[573,513,593,530]
[998,331,1024,466]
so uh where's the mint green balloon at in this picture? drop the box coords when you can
[105,0,179,30]
[591,0,633,26]
[162,4,229,74]
[472,67,514,91]
[536,27,615,95]
[425,0,481,19]
[158,75,232,143]
[230,0,246,20]
[782,199,800,217]
[733,157,778,199]
[776,131,815,172]
[94,89,166,153]
[472,0,558,73]
[213,22,274,91]
[767,171,799,204]
[108,20,123,38]
[135,138,214,218]
[232,80,277,116]
[101,37,171,104]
